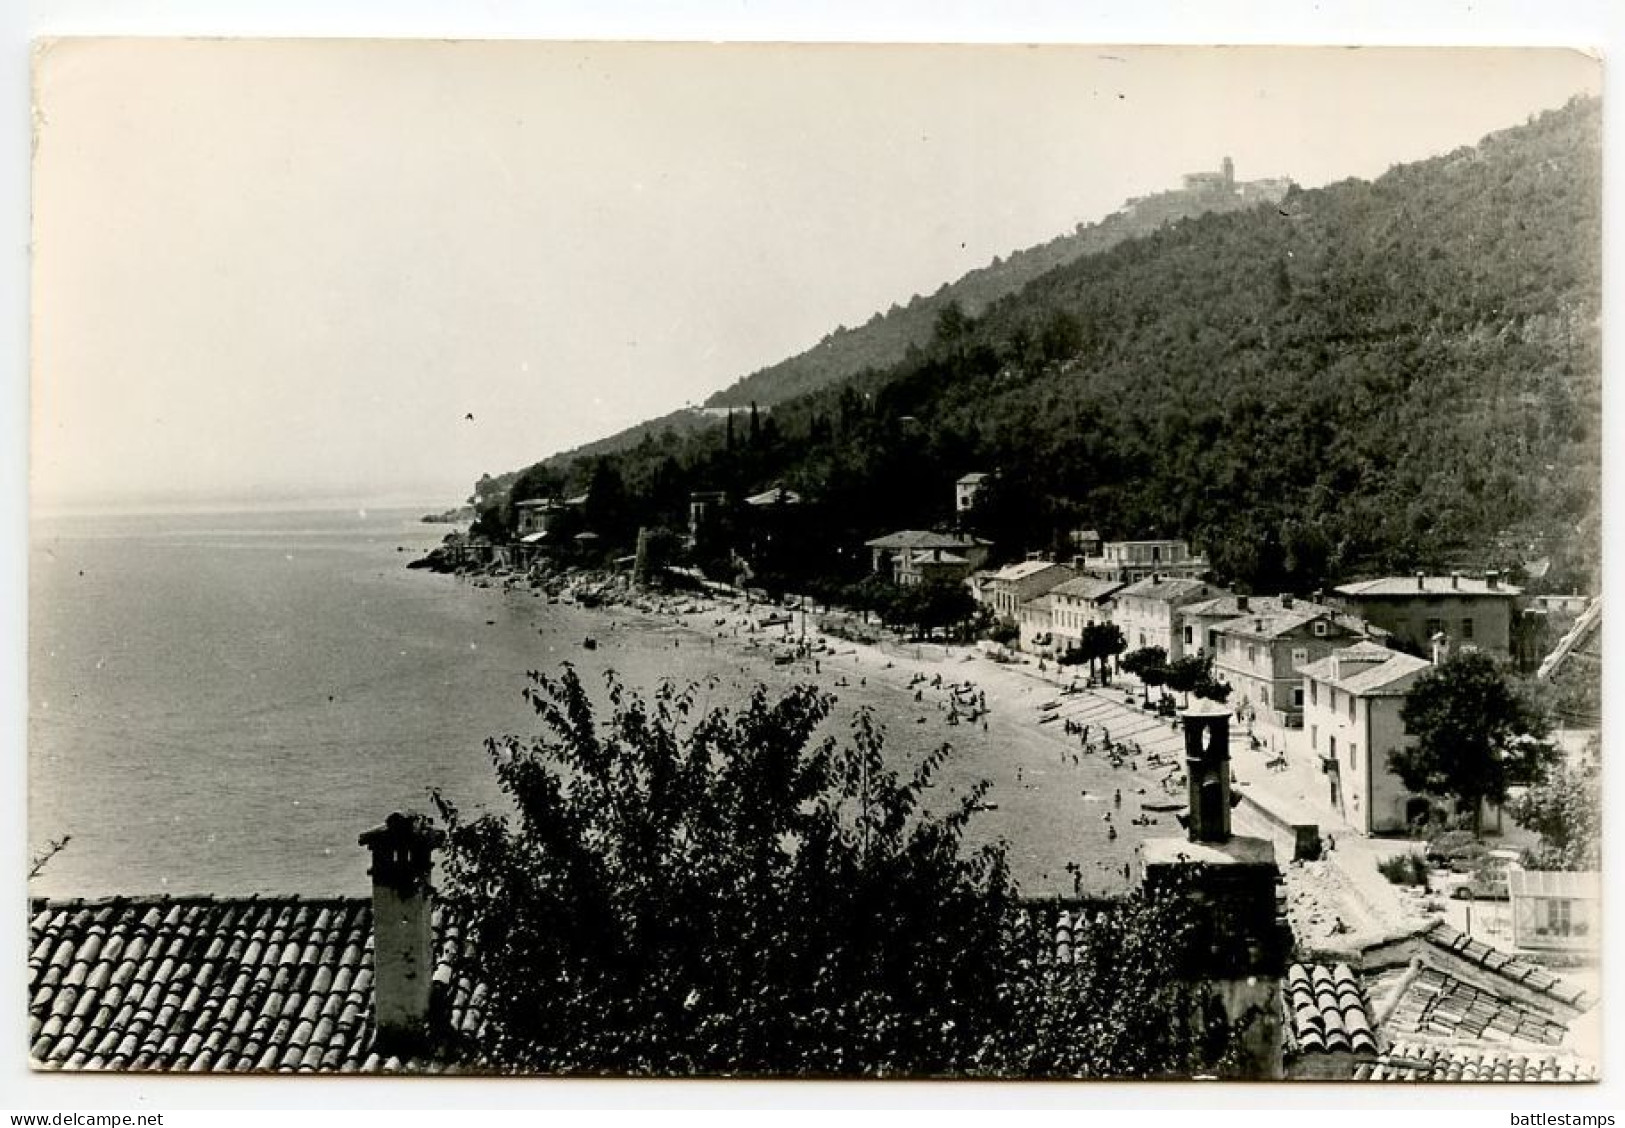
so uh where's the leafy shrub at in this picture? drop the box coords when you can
[1376,851,1430,887]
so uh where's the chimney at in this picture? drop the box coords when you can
[1485,569,1500,590]
[359,812,445,1055]
[1152,572,1162,584]
[1281,594,1294,610]
[1182,702,1234,843]
[1451,572,1461,590]
[1416,571,1426,591]
[1237,595,1250,613]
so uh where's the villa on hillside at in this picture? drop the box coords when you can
[864,530,992,586]
[1078,539,1208,585]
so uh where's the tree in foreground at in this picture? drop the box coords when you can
[433,665,1258,1077]
[1390,651,1556,834]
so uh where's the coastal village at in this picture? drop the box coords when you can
[28,122,1603,1084]
[33,454,1598,1080]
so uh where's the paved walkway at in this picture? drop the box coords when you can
[993,657,1431,953]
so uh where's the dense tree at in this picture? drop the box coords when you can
[477,98,1598,597]
[1164,653,1230,706]
[1120,646,1168,703]
[432,667,1262,1077]
[1079,621,1127,683]
[1510,743,1600,871]
[1391,652,1557,834]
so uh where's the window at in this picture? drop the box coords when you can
[1293,686,1304,708]
[1312,620,1328,637]
[1311,724,1318,750]
[1461,617,1475,640]
[1425,617,1444,638]
[1292,647,1309,666]
[1247,643,1256,664]
[1349,695,1356,723]
[1548,899,1573,936]
[1184,626,1193,646]
[1310,681,1318,706]
[1349,742,1359,771]
[1329,735,1337,763]
[1207,629,1218,651]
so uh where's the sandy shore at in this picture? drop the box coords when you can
[487,576,1206,899]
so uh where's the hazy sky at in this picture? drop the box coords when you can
[30,41,1600,508]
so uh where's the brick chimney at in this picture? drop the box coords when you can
[1450,571,1461,590]
[1485,569,1500,590]
[1416,571,1426,591]
[1237,595,1250,613]
[1281,593,1294,610]
[359,812,445,1055]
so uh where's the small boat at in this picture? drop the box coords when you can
[1039,700,1060,712]
[582,637,598,650]
[1142,801,1184,813]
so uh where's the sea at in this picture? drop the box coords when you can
[28,503,1151,902]
[28,504,652,899]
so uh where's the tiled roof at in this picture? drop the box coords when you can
[1283,963,1378,1056]
[1115,577,1215,604]
[1358,1043,1597,1082]
[993,560,1071,583]
[865,529,989,551]
[28,896,483,1073]
[1214,609,1327,640]
[1423,923,1594,1010]
[1299,643,1431,696]
[744,486,801,506]
[1049,577,1124,602]
[956,472,989,485]
[1386,965,1568,1046]
[1014,904,1120,967]
[1336,576,1522,598]
[1183,595,1320,621]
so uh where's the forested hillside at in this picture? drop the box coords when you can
[488,97,1601,597]
[702,182,1284,409]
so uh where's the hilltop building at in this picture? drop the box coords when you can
[1117,157,1294,226]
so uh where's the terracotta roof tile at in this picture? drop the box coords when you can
[28,896,484,1073]
[1423,923,1592,1010]
[1285,963,1378,1057]
[1363,1042,1597,1082]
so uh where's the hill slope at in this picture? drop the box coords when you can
[508,164,1291,489]
[487,98,1602,596]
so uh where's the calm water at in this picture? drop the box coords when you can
[30,506,609,897]
[29,505,1154,901]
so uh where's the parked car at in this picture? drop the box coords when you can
[1448,849,1522,901]
[1426,830,1489,873]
